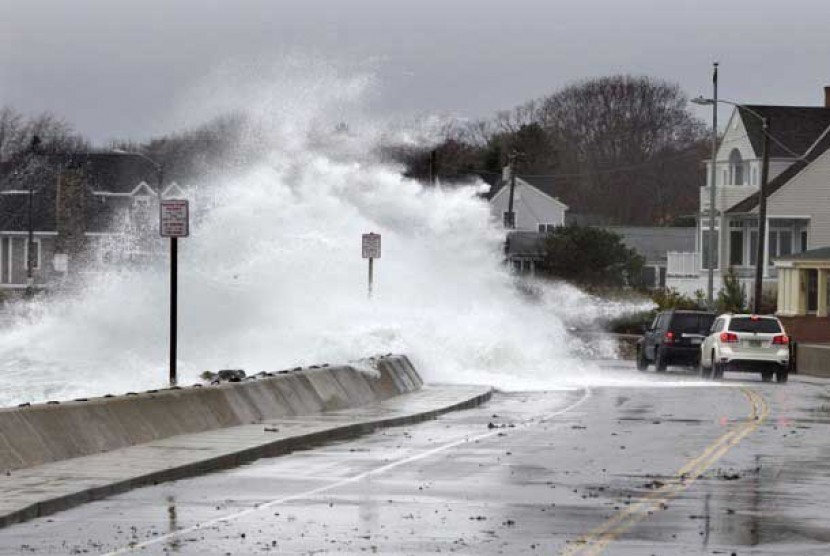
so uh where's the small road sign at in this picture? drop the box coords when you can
[160,199,189,238]
[362,233,381,259]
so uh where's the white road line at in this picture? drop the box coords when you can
[102,387,592,555]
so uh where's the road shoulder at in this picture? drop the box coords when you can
[0,383,492,529]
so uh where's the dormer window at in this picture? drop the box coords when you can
[133,196,151,209]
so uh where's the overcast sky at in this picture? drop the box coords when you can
[2,0,829,144]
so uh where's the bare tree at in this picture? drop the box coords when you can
[536,75,707,224]
[0,106,88,164]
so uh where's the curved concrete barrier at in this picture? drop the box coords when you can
[0,355,420,473]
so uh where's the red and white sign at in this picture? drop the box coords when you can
[362,233,381,259]
[160,199,190,238]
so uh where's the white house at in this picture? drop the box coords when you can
[488,167,568,233]
[666,93,830,301]
[488,167,569,273]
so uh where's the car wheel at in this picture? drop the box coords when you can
[636,346,649,371]
[713,356,724,380]
[761,370,773,382]
[655,348,668,372]
[699,361,712,379]
[776,368,789,384]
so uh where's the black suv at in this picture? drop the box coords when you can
[637,310,717,372]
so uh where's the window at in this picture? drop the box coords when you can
[701,229,719,270]
[768,229,794,264]
[728,149,744,185]
[779,231,792,256]
[808,270,819,313]
[670,313,716,335]
[503,211,515,228]
[800,231,808,253]
[749,230,758,266]
[729,229,744,266]
[728,317,782,333]
[25,239,41,271]
[751,167,757,185]
[538,224,557,233]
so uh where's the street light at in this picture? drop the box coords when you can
[691,94,770,313]
[111,149,164,193]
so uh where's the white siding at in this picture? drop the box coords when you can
[490,179,567,231]
[704,110,795,190]
[766,147,830,248]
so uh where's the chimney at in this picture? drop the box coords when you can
[825,86,830,108]
[55,163,87,273]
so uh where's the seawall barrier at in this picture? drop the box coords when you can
[0,355,422,473]
[796,343,830,378]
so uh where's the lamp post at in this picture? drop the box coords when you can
[691,95,771,313]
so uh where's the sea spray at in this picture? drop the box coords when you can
[0,61,654,406]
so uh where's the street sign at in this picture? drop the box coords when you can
[160,199,189,387]
[362,233,381,259]
[160,199,189,238]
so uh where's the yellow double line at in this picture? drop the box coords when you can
[562,387,769,556]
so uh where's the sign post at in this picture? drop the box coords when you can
[361,233,381,299]
[160,199,189,386]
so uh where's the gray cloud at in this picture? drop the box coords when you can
[2,0,829,143]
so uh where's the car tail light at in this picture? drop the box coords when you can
[664,331,674,343]
[720,332,739,343]
[772,334,789,345]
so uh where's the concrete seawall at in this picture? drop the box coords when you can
[0,355,422,473]
[796,343,830,377]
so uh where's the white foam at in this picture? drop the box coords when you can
[0,61,654,406]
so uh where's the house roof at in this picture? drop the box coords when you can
[738,105,830,158]
[0,152,163,233]
[0,152,161,194]
[486,174,578,210]
[775,246,830,262]
[726,122,830,214]
[604,226,696,264]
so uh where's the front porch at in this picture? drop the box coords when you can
[666,215,810,302]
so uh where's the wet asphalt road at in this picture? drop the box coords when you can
[3,364,830,555]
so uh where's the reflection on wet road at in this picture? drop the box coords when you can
[3,366,830,555]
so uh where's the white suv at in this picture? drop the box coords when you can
[699,314,790,383]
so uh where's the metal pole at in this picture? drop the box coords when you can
[27,176,34,288]
[169,237,178,386]
[707,62,719,310]
[753,117,771,313]
[26,136,41,292]
[368,257,374,299]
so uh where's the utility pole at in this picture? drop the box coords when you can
[26,135,42,293]
[706,62,719,310]
[753,116,771,313]
[505,150,521,229]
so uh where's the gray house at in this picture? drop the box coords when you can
[606,227,695,289]
[0,152,189,292]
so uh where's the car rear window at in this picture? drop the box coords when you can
[670,314,715,334]
[728,317,782,333]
